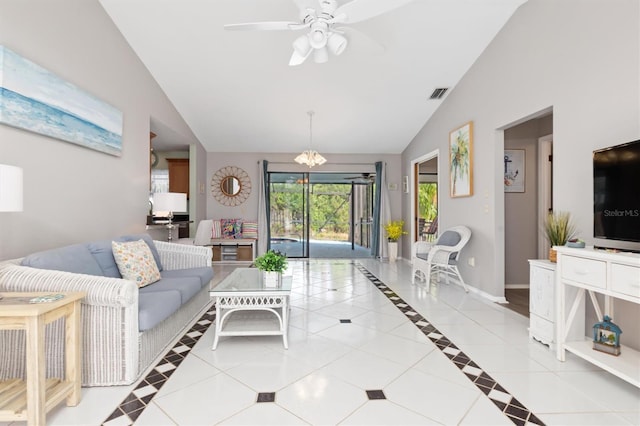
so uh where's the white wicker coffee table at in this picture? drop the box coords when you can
[209,268,292,349]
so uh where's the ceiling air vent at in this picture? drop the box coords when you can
[429,88,449,100]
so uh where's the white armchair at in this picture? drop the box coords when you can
[412,225,471,292]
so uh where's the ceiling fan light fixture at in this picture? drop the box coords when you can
[295,111,327,168]
[309,23,328,49]
[327,32,347,55]
[292,34,312,57]
[313,46,329,63]
[295,150,327,167]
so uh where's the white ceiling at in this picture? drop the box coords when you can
[100,0,527,154]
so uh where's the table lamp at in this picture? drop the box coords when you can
[152,192,186,241]
[0,164,23,212]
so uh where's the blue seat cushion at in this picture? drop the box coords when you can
[437,231,461,246]
[21,244,103,276]
[138,290,181,331]
[160,267,213,289]
[139,276,202,304]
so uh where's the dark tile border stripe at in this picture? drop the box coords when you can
[102,305,216,425]
[355,264,545,426]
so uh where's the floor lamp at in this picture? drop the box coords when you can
[152,192,187,241]
[0,164,23,212]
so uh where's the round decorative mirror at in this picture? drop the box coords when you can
[220,176,241,196]
[211,166,251,206]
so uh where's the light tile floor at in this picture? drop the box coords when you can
[6,259,639,425]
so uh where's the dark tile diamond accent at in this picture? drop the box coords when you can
[120,398,145,413]
[340,319,352,323]
[355,263,545,426]
[257,392,276,403]
[104,407,127,423]
[528,413,545,425]
[366,389,386,400]
[127,407,145,422]
[505,404,530,421]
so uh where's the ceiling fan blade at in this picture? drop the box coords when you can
[289,48,312,66]
[333,0,415,24]
[336,26,385,55]
[224,21,300,31]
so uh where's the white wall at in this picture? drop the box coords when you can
[0,0,206,259]
[205,152,404,254]
[402,0,639,299]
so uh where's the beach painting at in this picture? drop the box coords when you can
[0,46,122,156]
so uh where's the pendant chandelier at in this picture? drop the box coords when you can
[294,111,326,168]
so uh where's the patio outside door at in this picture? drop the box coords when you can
[269,172,309,257]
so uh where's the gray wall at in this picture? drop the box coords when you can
[402,0,639,298]
[0,0,206,259]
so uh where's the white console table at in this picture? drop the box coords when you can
[555,246,640,388]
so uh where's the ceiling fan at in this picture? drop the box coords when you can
[224,0,414,66]
[344,172,376,183]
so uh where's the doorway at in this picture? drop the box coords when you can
[412,151,439,243]
[268,172,375,259]
[503,112,553,316]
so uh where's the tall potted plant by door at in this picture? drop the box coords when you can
[254,249,288,287]
[544,211,576,262]
[384,220,407,262]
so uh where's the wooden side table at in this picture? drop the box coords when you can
[0,291,85,425]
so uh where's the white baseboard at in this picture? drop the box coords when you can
[467,285,508,304]
[505,284,530,289]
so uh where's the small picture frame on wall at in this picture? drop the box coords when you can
[504,149,525,193]
[402,176,409,193]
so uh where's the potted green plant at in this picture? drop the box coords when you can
[254,249,288,287]
[384,220,407,262]
[544,211,576,262]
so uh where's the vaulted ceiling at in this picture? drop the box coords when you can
[100,0,527,154]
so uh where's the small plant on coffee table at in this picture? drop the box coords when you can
[254,249,287,273]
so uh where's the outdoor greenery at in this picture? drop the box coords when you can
[384,220,407,242]
[254,249,288,272]
[418,183,437,221]
[544,211,576,246]
[270,182,371,242]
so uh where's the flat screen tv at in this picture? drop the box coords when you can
[593,139,640,251]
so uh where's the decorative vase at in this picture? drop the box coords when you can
[263,271,281,288]
[388,241,398,262]
[549,247,557,263]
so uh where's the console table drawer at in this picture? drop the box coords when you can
[561,255,606,288]
[611,264,640,298]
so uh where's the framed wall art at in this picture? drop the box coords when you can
[449,121,473,198]
[504,149,525,192]
[0,46,123,156]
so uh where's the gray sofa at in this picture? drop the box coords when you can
[0,234,213,386]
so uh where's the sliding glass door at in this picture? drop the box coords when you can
[268,171,375,259]
[269,173,308,257]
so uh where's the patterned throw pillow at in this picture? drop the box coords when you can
[112,239,161,288]
[211,220,222,239]
[221,219,243,239]
[242,221,258,239]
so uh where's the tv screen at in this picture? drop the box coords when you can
[594,139,640,244]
